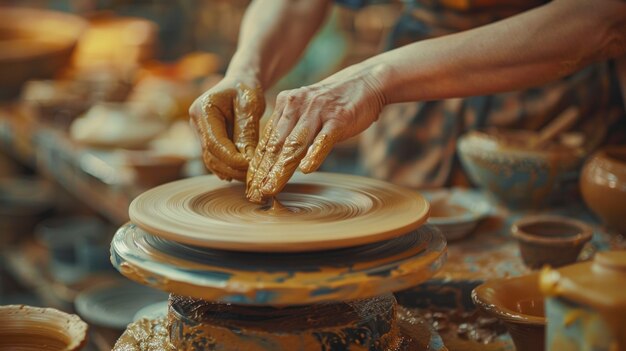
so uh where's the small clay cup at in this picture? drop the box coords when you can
[472,273,546,351]
[512,215,593,269]
[0,305,88,350]
[123,151,186,188]
[580,146,626,234]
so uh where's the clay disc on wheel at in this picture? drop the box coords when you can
[129,172,430,252]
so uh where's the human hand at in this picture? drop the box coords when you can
[189,76,265,181]
[246,70,386,203]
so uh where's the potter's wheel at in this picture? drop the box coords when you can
[129,172,430,252]
[112,172,447,350]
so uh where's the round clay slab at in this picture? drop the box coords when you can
[110,223,447,305]
[129,173,430,252]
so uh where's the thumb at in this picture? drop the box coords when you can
[234,83,265,161]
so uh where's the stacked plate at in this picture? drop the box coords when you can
[422,188,492,241]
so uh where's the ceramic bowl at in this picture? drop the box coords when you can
[422,188,491,241]
[457,129,582,209]
[36,216,110,284]
[123,150,187,188]
[0,7,86,100]
[0,177,55,244]
[580,146,626,234]
[75,279,169,329]
[0,305,88,350]
[21,80,93,129]
[472,273,546,351]
[512,215,593,269]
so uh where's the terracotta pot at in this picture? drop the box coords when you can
[472,273,546,351]
[123,151,187,188]
[580,146,626,234]
[512,215,593,269]
[0,305,88,350]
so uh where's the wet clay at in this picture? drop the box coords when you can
[0,305,88,351]
[580,146,626,234]
[128,173,430,252]
[191,83,264,181]
[112,317,173,351]
[246,117,312,203]
[245,111,341,203]
[111,223,447,305]
[114,304,456,351]
[540,251,626,350]
[167,294,400,351]
[263,196,294,215]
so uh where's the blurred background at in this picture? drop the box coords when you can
[0,1,401,349]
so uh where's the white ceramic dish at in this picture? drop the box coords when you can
[75,279,169,329]
[422,188,491,241]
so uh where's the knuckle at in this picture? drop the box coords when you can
[308,94,322,105]
[324,119,346,134]
[277,90,291,101]
[333,105,349,117]
[281,112,295,122]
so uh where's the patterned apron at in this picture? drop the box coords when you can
[339,0,626,188]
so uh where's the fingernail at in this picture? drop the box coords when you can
[247,189,264,204]
[299,158,310,172]
[245,147,255,162]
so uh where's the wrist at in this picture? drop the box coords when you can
[225,50,263,87]
[362,62,390,109]
[363,60,393,106]
[329,60,392,107]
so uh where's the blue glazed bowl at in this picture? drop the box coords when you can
[457,129,583,209]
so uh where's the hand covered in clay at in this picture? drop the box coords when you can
[189,77,265,181]
[246,70,386,203]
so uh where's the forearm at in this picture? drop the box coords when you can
[226,0,332,88]
[352,0,626,104]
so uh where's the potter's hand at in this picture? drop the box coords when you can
[190,77,265,181]
[246,70,386,203]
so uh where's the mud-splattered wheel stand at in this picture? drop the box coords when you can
[109,174,447,350]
